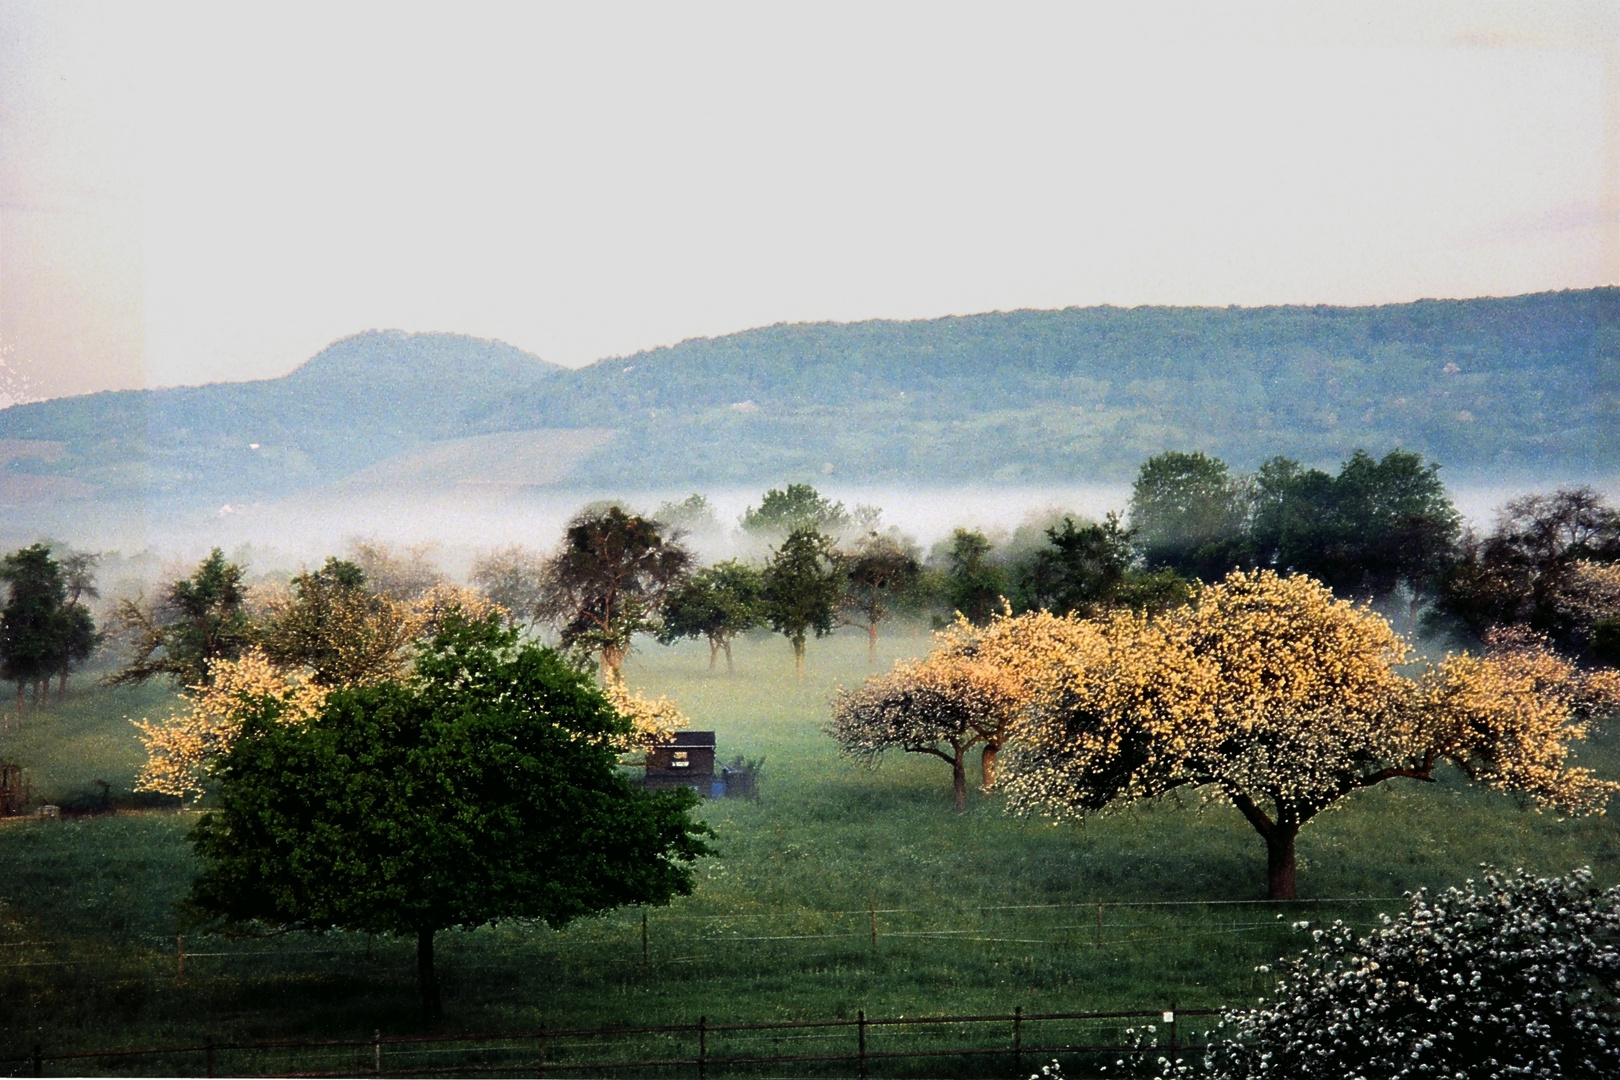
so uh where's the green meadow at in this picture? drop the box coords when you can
[2,628,1618,1068]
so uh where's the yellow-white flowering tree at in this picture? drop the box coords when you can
[132,566,506,802]
[601,678,691,752]
[132,650,328,801]
[991,571,1620,899]
[830,652,1024,811]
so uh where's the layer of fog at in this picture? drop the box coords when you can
[14,477,1616,608]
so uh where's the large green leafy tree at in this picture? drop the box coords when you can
[187,615,712,1024]
[0,544,69,714]
[763,528,842,679]
[1128,451,1251,580]
[658,560,767,673]
[538,505,692,680]
[1250,450,1461,607]
[109,548,253,688]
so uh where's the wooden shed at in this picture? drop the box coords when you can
[644,731,716,792]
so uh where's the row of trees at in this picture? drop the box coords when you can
[9,460,1618,706]
[832,571,1620,899]
[475,493,922,679]
[1124,449,1620,662]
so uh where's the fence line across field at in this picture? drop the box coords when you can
[0,894,1413,985]
[2,1005,1224,1078]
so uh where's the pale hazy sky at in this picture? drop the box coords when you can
[1,1,1615,402]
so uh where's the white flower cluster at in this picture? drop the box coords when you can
[1203,867,1620,1079]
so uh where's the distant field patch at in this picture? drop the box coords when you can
[337,428,616,491]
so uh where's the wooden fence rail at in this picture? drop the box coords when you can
[3,1006,1222,1078]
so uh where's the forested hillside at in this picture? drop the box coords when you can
[1,288,1613,509]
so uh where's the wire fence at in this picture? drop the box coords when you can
[0,895,1420,1075]
[2,1006,1223,1078]
[0,894,1410,983]
[0,895,1412,988]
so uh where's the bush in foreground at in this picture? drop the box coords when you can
[1205,867,1620,1079]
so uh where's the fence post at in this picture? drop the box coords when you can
[177,933,185,986]
[1169,1004,1178,1054]
[31,1042,40,1078]
[1095,899,1103,949]
[869,895,878,951]
[373,1028,382,1077]
[642,911,650,971]
[538,1022,546,1068]
[697,1016,707,1080]
[857,1010,867,1080]
[205,1035,215,1078]
[1013,1005,1022,1072]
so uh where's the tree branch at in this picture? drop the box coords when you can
[1227,790,1275,838]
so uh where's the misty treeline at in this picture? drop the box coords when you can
[5,451,1618,706]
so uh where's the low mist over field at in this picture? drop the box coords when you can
[15,479,1613,599]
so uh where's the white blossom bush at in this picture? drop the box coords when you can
[1206,868,1620,1079]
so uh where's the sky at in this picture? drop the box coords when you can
[0,1,1615,402]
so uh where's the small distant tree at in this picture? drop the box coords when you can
[741,484,849,537]
[1012,513,1190,618]
[346,540,443,601]
[654,494,724,543]
[0,544,68,715]
[763,528,841,679]
[1206,868,1620,1079]
[186,615,713,1025]
[538,505,693,680]
[1001,571,1620,899]
[55,551,101,700]
[831,652,1023,811]
[108,549,252,689]
[1431,486,1620,649]
[256,559,417,687]
[940,528,1007,626]
[658,561,767,672]
[470,546,548,628]
[837,533,920,661]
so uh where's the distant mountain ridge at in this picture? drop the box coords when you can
[2,289,1615,510]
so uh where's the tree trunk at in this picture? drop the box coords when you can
[31,680,42,708]
[723,639,734,674]
[868,621,878,663]
[793,637,805,682]
[980,742,999,790]
[600,645,625,682]
[1266,827,1299,901]
[13,682,22,721]
[417,927,443,1026]
[57,670,68,703]
[707,639,719,672]
[952,750,967,813]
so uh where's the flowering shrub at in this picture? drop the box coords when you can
[132,650,327,801]
[601,677,690,750]
[1208,868,1620,1079]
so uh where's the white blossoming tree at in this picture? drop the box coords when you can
[1206,867,1620,1079]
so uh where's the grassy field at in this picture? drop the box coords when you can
[2,627,1618,1070]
